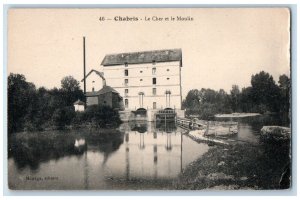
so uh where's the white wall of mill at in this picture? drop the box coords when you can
[102,61,182,110]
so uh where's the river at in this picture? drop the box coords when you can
[8,115,290,190]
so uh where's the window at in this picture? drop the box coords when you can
[167,77,170,80]
[125,99,128,108]
[152,78,156,85]
[125,62,128,67]
[140,70,143,73]
[125,89,128,96]
[152,60,156,65]
[153,102,157,109]
[92,80,95,92]
[152,68,156,75]
[140,79,143,81]
[125,79,128,86]
[125,69,128,76]
[167,69,170,71]
[152,88,156,95]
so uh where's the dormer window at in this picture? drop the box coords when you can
[125,62,128,67]
[152,60,156,65]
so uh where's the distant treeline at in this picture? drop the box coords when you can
[8,73,121,134]
[182,71,290,120]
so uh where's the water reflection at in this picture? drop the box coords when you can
[8,129,123,170]
[8,122,208,189]
[118,121,184,181]
[214,114,290,143]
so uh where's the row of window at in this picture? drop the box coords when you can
[125,88,157,96]
[124,99,157,109]
[124,68,170,76]
[124,78,157,85]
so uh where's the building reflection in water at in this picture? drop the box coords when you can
[106,121,183,180]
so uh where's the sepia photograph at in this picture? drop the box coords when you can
[7,7,291,190]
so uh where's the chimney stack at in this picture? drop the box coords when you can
[83,37,87,108]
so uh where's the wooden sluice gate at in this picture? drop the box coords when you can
[155,108,177,122]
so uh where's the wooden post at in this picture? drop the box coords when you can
[206,121,209,136]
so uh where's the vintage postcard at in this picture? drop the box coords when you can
[7,8,291,190]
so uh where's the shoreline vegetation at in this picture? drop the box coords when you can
[183,71,290,121]
[8,74,122,134]
[8,70,290,134]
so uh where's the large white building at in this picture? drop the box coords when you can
[101,49,183,111]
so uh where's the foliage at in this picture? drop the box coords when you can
[8,73,122,133]
[183,71,290,120]
[83,105,122,128]
[8,74,36,133]
[52,107,76,129]
[8,74,85,133]
[60,76,85,107]
[183,88,232,119]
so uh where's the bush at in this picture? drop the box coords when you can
[52,106,76,129]
[82,105,122,128]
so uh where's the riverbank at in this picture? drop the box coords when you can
[174,141,290,190]
[215,113,260,118]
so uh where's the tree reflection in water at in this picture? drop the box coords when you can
[8,129,124,170]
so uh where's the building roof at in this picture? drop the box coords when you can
[81,69,105,82]
[101,49,182,66]
[99,85,119,95]
[85,85,119,97]
[73,99,85,105]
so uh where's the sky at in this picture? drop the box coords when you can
[8,8,290,97]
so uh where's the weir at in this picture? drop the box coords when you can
[176,117,238,134]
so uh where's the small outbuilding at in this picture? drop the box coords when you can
[85,85,124,110]
[73,99,85,112]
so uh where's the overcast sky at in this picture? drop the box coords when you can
[8,8,290,97]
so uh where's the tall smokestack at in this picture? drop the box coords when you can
[83,37,87,108]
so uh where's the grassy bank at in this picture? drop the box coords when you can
[174,141,290,190]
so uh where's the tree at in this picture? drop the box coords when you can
[60,76,85,107]
[182,88,232,119]
[278,74,290,90]
[8,73,36,133]
[278,74,290,116]
[61,76,81,92]
[230,85,241,112]
[250,71,281,112]
[182,89,201,114]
